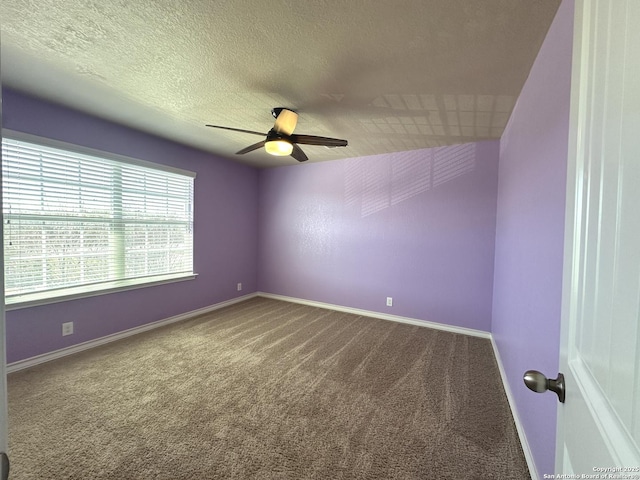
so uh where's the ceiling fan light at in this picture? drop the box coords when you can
[265,139,293,156]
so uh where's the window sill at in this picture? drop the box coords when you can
[5,273,198,311]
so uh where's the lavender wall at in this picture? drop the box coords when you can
[258,141,499,331]
[2,89,259,363]
[492,0,574,476]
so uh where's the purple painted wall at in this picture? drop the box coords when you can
[258,141,499,331]
[492,0,574,476]
[2,89,259,363]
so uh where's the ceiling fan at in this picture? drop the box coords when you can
[206,108,348,162]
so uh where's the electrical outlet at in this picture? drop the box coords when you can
[62,322,74,336]
[237,282,242,291]
[386,297,393,307]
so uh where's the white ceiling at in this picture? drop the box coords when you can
[0,0,560,168]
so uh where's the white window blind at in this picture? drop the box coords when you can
[2,135,195,304]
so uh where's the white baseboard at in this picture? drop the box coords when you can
[257,292,491,339]
[491,336,538,480]
[7,290,533,478]
[259,293,539,474]
[8,291,489,373]
[6,293,258,373]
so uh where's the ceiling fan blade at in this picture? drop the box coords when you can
[206,124,265,137]
[236,140,266,155]
[290,143,309,162]
[289,134,348,147]
[273,109,298,136]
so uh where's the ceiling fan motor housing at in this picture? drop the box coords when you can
[266,129,289,143]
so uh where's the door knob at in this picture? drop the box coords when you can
[523,370,565,403]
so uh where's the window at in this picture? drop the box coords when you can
[2,133,195,307]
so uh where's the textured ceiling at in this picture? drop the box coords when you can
[1,0,560,168]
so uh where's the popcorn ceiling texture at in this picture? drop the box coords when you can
[1,0,560,167]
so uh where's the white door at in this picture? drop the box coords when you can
[557,0,640,475]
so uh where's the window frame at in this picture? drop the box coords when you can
[2,130,197,310]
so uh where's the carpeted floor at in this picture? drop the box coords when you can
[7,297,530,479]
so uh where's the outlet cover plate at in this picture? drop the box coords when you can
[62,322,74,336]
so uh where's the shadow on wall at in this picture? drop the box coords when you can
[345,143,477,217]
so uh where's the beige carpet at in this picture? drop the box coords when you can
[8,297,530,479]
